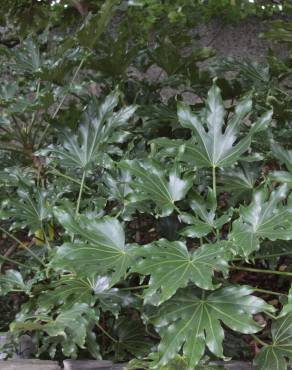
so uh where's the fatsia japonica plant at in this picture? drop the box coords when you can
[1,77,292,370]
[1,1,292,369]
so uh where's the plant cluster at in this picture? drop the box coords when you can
[1,1,292,369]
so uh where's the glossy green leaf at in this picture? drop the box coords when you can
[230,184,292,257]
[270,171,292,184]
[0,189,51,235]
[0,270,28,295]
[180,191,231,238]
[254,313,292,370]
[180,221,213,238]
[178,84,272,168]
[152,285,274,369]
[11,38,41,76]
[44,91,136,170]
[218,162,260,193]
[12,303,99,358]
[52,208,133,284]
[38,275,133,316]
[103,169,133,202]
[271,141,292,172]
[133,240,229,305]
[118,160,192,216]
[279,286,292,318]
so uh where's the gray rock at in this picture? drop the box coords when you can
[17,335,35,359]
[221,361,253,369]
[63,360,113,370]
[197,17,290,63]
[0,359,60,370]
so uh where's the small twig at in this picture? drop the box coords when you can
[96,322,117,343]
[4,243,17,258]
[0,226,46,267]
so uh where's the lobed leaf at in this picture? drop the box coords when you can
[133,240,229,305]
[152,285,275,369]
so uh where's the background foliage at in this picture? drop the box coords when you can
[1,0,292,369]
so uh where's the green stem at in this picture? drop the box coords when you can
[76,170,86,215]
[212,165,216,198]
[96,322,117,343]
[251,334,267,347]
[41,223,51,252]
[0,226,46,267]
[38,58,85,148]
[0,254,28,269]
[28,79,41,137]
[47,168,91,190]
[233,251,292,261]
[174,204,182,216]
[119,285,149,291]
[231,265,292,277]
[253,287,287,297]
[264,311,278,320]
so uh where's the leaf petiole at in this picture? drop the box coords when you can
[0,226,46,267]
[76,170,87,215]
[251,334,268,347]
[230,265,292,278]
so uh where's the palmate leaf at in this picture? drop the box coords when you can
[133,240,229,305]
[77,0,118,49]
[180,190,231,238]
[11,38,41,76]
[111,317,153,360]
[102,168,145,220]
[271,141,292,172]
[177,84,273,168]
[44,304,91,348]
[52,208,133,285]
[44,91,136,171]
[218,162,260,194]
[229,184,292,257]
[0,270,29,295]
[38,275,134,316]
[151,286,275,369]
[0,189,51,235]
[118,161,193,216]
[270,141,292,184]
[280,286,292,318]
[12,303,100,358]
[254,314,292,370]
[38,276,97,310]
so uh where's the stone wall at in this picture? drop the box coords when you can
[197,17,290,62]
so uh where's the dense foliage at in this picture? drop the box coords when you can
[1,0,292,369]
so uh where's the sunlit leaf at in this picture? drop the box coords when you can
[151,285,274,369]
[177,84,272,168]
